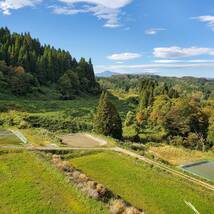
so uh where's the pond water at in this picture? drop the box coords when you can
[181,161,214,182]
[0,129,22,146]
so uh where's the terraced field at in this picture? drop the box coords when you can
[0,150,108,214]
[0,130,22,146]
[70,151,214,214]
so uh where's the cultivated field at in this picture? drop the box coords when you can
[0,95,133,133]
[182,161,214,182]
[70,151,214,214]
[0,150,108,214]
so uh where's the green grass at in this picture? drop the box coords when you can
[70,151,214,214]
[0,95,134,133]
[19,128,60,146]
[0,130,22,146]
[0,151,108,214]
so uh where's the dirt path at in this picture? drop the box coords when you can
[60,133,110,148]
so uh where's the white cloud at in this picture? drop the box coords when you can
[54,0,132,28]
[95,62,214,74]
[145,28,166,35]
[153,60,181,63]
[154,59,214,63]
[193,15,214,31]
[0,0,41,15]
[58,0,131,9]
[153,46,214,58]
[107,52,142,61]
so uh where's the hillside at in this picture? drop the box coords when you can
[0,27,99,99]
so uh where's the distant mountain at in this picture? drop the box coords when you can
[96,71,120,77]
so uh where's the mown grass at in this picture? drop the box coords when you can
[70,151,214,214]
[0,151,108,214]
[148,144,214,165]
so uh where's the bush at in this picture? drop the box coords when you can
[18,120,31,129]
[123,125,139,142]
[171,136,184,146]
[130,143,146,152]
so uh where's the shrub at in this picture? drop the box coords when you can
[171,136,184,146]
[18,120,31,129]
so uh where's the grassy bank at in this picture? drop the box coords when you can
[70,151,214,214]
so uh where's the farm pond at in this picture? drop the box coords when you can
[0,129,22,146]
[181,161,214,182]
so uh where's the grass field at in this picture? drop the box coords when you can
[0,130,22,146]
[19,128,60,147]
[70,151,214,214]
[0,150,108,214]
[148,145,214,165]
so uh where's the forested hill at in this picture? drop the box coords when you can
[0,27,99,98]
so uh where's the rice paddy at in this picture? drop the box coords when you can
[181,161,214,182]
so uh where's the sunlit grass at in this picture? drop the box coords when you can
[70,151,214,214]
[0,151,108,214]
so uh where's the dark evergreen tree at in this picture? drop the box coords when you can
[94,92,122,139]
[0,27,100,97]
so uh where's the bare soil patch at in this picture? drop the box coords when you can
[61,133,109,148]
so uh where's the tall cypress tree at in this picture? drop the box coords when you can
[93,92,122,139]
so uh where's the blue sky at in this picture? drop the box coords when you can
[0,0,214,77]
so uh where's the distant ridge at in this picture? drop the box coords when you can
[96,71,120,77]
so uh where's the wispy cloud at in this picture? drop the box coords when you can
[153,46,214,58]
[95,62,214,74]
[107,52,142,61]
[145,28,166,35]
[154,59,214,63]
[193,15,214,31]
[53,0,133,28]
[0,0,42,15]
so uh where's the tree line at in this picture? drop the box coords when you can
[95,77,214,151]
[0,27,99,97]
[127,79,214,151]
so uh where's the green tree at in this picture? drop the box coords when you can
[124,111,136,126]
[207,114,214,147]
[58,70,80,99]
[94,92,122,139]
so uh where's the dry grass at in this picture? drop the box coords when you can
[148,145,214,165]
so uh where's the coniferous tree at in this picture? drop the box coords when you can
[94,92,122,139]
[0,27,100,97]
